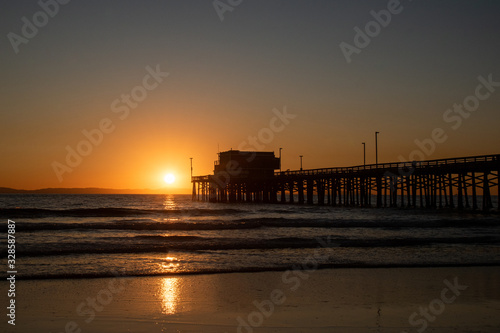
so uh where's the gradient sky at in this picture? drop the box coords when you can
[1,0,499,192]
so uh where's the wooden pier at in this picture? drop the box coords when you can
[192,153,500,211]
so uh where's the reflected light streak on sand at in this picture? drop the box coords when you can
[160,277,180,315]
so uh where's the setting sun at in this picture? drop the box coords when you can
[163,173,176,184]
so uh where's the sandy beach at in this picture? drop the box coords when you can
[2,266,499,332]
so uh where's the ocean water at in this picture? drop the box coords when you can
[1,194,499,280]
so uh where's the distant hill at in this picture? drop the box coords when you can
[0,187,189,194]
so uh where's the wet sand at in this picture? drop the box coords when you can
[2,266,500,332]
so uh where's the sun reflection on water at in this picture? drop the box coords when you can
[163,195,176,210]
[162,256,179,269]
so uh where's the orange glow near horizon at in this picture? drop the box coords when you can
[2,132,499,193]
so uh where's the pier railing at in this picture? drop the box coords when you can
[274,154,500,176]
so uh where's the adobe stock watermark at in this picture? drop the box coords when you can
[339,0,413,64]
[51,64,169,182]
[211,106,297,188]
[400,74,499,163]
[54,269,131,333]
[236,236,338,333]
[400,277,467,333]
[386,73,499,189]
[6,219,17,326]
[213,0,243,22]
[7,0,71,54]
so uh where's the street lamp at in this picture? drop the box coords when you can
[300,155,303,171]
[279,148,283,173]
[362,142,366,167]
[190,157,193,179]
[375,131,380,166]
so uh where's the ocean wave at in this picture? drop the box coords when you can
[0,207,246,218]
[7,235,498,258]
[0,220,265,232]
[1,217,499,233]
[6,262,500,281]
[132,235,203,241]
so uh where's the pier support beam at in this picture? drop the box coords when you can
[298,179,304,204]
[483,172,492,211]
[458,174,464,209]
[317,179,325,205]
[307,179,314,205]
[376,176,382,208]
[448,173,454,208]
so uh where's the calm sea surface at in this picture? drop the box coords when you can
[1,194,499,279]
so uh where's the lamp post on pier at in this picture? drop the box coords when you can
[300,155,303,171]
[190,157,193,179]
[375,131,380,166]
[190,157,195,201]
[362,142,366,167]
[279,148,283,173]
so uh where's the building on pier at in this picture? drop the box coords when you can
[214,150,280,180]
[192,150,280,203]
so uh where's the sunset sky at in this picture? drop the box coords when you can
[1,0,499,192]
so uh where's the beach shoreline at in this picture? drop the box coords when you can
[2,266,499,332]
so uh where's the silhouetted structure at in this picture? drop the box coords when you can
[193,150,280,203]
[192,153,500,211]
[214,150,280,180]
